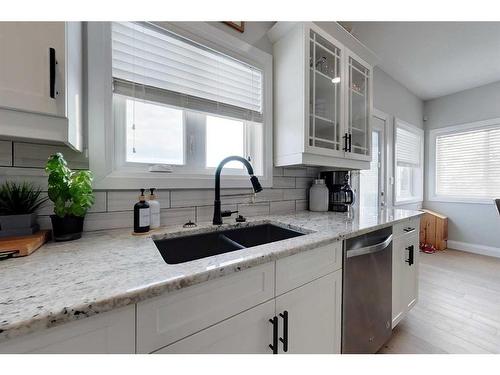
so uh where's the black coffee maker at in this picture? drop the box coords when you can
[319,171,356,212]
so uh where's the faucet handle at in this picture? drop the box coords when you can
[221,210,238,218]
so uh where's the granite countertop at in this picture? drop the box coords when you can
[0,207,422,343]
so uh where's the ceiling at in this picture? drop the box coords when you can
[346,22,500,100]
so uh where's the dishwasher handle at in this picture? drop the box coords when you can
[346,234,393,258]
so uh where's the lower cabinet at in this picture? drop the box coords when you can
[153,300,275,354]
[392,233,419,328]
[275,270,342,354]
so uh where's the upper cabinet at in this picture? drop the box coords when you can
[269,22,374,169]
[0,22,83,151]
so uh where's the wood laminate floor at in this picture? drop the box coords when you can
[379,249,500,354]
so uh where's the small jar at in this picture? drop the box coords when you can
[309,179,329,212]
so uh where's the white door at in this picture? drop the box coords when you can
[153,300,275,354]
[0,22,66,116]
[275,271,342,354]
[360,109,388,209]
[402,235,419,311]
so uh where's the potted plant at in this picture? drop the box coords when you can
[0,181,48,237]
[45,153,95,241]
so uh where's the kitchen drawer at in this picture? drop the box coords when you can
[275,240,342,296]
[136,262,274,353]
[393,217,420,239]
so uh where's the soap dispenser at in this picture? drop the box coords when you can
[134,189,150,233]
[148,188,160,229]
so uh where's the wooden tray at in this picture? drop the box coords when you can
[0,230,50,258]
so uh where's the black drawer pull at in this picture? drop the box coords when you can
[49,47,57,98]
[405,245,414,266]
[269,316,278,354]
[403,227,415,233]
[343,133,348,151]
[279,310,288,352]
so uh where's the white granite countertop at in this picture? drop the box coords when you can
[0,207,422,343]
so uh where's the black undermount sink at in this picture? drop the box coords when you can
[154,223,305,264]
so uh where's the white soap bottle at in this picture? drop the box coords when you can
[148,188,161,229]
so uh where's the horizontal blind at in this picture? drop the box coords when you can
[112,22,263,122]
[436,125,500,198]
[396,127,421,166]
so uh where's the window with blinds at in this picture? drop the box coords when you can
[110,22,265,174]
[395,122,423,203]
[435,124,500,199]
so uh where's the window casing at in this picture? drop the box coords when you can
[429,117,500,203]
[87,22,273,189]
[394,119,423,205]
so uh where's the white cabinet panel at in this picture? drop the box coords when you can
[0,22,66,116]
[0,305,135,354]
[275,240,342,295]
[275,270,342,354]
[154,300,275,354]
[136,262,275,353]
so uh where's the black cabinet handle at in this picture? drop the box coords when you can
[269,316,278,354]
[343,133,348,151]
[49,48,56,98]
[279,311,288,352]
[403,227,415,233]
[405,245,414,266]
[348,133,352,152]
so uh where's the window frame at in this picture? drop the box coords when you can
[87,22,273,190]
[393,118,424,206]
[428,117,500,205]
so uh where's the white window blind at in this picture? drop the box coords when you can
[435,125,500,199]
[396,127,421,166]
[111,22,263,122]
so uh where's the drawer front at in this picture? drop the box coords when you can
[0,305,135,354]
[276,241,342,296]
[393,217,420,239]
[136,262,275,353]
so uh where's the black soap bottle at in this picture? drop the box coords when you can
[134,189,150,233]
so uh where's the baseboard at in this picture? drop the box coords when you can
[447,240,500,258]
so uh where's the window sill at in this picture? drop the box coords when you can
[394,197,422,206]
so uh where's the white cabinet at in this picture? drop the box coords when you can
[153,300,275,354]
[392,218,420,328]
[275,270,342,354]
[269,22,373,170]
[0,306,135,354]
[0,22,83,151]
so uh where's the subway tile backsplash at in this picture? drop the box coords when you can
[0,140,317,232]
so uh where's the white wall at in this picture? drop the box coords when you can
[372,67,424,210]
[424,80,500,254]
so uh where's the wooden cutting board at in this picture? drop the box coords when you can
[0,230,50,257]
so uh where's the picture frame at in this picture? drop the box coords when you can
[223,21,245,33]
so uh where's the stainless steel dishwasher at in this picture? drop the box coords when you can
[342,226,393,354]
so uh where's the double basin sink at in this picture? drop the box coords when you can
[154,223,305,264]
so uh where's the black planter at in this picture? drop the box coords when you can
[50,214,85,241]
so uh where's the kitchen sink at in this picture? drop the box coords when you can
[154,223,305,264]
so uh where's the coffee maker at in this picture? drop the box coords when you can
[319,171,356,212]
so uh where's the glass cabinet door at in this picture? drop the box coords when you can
[347,55,371,158]
[308,30,342,152]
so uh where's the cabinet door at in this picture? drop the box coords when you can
[345,51,372,161]
[275,270,342,354]
[0,22,66,116]
[153,300,275,354]
[307,28,344,157]
[391,236,405,327]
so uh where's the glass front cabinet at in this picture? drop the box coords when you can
[270,22,373,169]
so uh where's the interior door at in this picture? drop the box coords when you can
[0,22,66,116]
[359,109,387,209]
[153,300,275,354]
[275,271,342,354]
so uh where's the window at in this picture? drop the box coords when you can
[394,119,423,204]
[87,22,272,189]
[430,118,500,202]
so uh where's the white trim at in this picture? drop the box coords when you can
[87,22,273,190]
[394,118,424,206]
[447,240,500,259]
[427,116,500,204]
